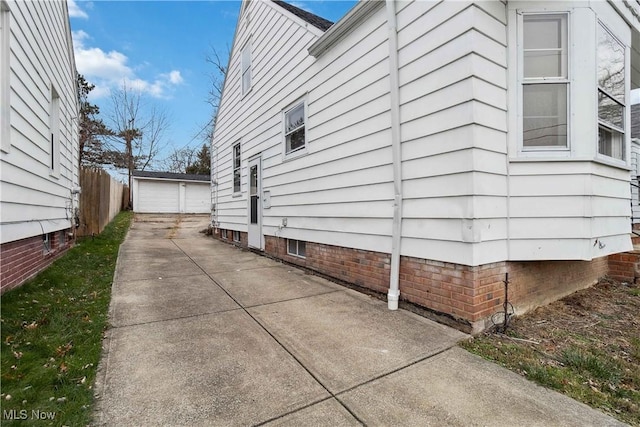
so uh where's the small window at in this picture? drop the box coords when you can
[241,42,251,95]
[50,86,60,175]
[284,101,306,155]
[521,14,569,150]
[221,229,228,239]
[233,142,241,193]
[233,230,241,242]
[287,239,306,258]
[597,23,626,161]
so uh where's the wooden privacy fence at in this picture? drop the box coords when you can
[77,167,127,236]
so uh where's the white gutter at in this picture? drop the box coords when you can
[386,0,402,310]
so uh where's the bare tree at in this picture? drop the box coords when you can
[162,147,198,173]
[103,82,171,205]
[195,45,229,144]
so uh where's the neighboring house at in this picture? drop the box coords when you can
[132,171,211,214]
[0,0,80,293]
[211,0,640,332]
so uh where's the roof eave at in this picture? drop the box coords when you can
[308,0,384,58]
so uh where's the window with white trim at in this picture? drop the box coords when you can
[283,101,306,155]
[241,42,251,95]
[233,230,240,242]
[232,142,241,193]
[597,23,626,161]
[522,14,569,149]
[287,239,306,258]
[221,229,228,239]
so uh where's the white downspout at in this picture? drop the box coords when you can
[386,0,402,310]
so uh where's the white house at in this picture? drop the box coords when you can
[211,0,640,332]
[0,0,80,293]
[132,170,211,214]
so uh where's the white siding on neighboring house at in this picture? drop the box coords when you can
[0,0,80,244]
[631,138,640,224]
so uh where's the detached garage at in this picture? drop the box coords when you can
[132,171,211,213]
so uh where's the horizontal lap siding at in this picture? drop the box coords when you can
[1,1,79,244]
[508,162,632,260]
[269,6,393,252]
[396,1,508,266]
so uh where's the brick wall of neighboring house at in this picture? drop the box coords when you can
[213,232,612,333]
[0,230,74,294]
[608,251,640,283]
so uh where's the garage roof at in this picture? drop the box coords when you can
[133,170,210,182]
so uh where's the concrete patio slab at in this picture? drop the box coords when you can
[338,347,625,427]
[262,398,361,426]
[213,265,343,307]
[249,290,466,394]
[96,310,330,427]
[110,275,240,327]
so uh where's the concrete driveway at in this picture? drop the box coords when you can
[94,214,624,426]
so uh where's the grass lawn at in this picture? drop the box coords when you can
[461,278,640,426]
[1,211,132,426]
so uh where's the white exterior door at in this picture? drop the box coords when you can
[248,156,262,249]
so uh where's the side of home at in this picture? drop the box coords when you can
[0,0,80,293]
[212,0,640,332]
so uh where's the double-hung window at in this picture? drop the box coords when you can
[232,142,241,193]
[241,42,251,95]
[597,23,625,161]
[284,101,305,155]
[522,14,569,150]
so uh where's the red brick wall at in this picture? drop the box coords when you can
[217,232,610,332]
[608,252,640,283]
[1,230,73,294]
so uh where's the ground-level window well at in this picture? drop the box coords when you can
[287,239,306,258]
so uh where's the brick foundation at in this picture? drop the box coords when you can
[215,228,248,248]
[1,229,74,294]
[213,232,612,333]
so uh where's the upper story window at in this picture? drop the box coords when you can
[50,86,60,177]
[233,142,241,193]
[241,42,251,95]
[597,23,625,161]
[284,100,306,156]
[522,14,569,150]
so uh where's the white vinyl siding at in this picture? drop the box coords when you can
[0,0,79,244]
[213,0,634,266]
[0,2,9,153]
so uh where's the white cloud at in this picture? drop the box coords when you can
[73,30,184,100]
[68,0,88,19]
[166,70,183,85]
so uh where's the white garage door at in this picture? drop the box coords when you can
[137,181,180,213]
[185,183,210,213]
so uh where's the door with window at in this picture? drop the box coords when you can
[247,156,262,249]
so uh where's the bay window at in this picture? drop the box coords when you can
[597,23,626,161]
[522,14,569,149]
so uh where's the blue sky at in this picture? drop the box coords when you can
[69,0,357,169]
